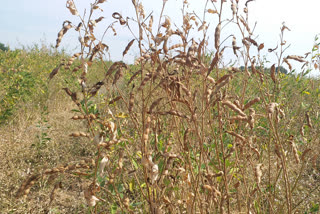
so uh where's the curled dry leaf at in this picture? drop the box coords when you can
[161,16,171,29]
[245,0,255,7]
[258,43,264,51]
[268,45,278,52]
[244,37,258,46]
[281,22,291,32]
[66,0,79,16]
[75,22,82,31]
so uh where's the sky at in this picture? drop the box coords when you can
[1,0,320,75]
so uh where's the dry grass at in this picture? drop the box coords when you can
[1,0,320,213]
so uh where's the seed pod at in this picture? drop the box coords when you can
[231,3,237,17]
[222,100,246,117]
[270,64,276,83]
[71,115,86,120]
[244,37,258,46]
[113,69,123,85]
[287,55,307,63]
[169,43,184,50]
[288,138,300,164]
[118,152,124,169]
[123,39,135,57]
[49,64,62,79]
[214,23,221,50]
[207,76,216,85]
[148,98,163,114]
[109,96,122,105]
[248,108,255,129]
[232,36,240,57]
[216,74,232,85]
[255,164,263,184]
[206,88,213,103]
[56,21,73,48]
[148,15,153,30]
[15,174,41,198]
[213,171,224,177]
[163,38,168,54]
[128,92,134,113]
[301,148,311,162]
[138,73,151,90]
[84,187,99,207]
[142,117,151,144]
[306,112,313,128]
[203,185,213,191]
[70,132,81,137]
[267,102,279,115]
[243,97,260,110]
[225,131,246,142]
[229,115,248,121]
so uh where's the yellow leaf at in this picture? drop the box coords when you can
[116,112,128,118]
[302,91,310,95]
[208,9,218,14]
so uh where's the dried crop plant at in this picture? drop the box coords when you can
[17,0,319,213]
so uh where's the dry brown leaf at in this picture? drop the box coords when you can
[258,43,264,51]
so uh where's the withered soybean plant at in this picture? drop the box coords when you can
[17,0,319,213]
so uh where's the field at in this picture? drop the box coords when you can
[1,0,320,213]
